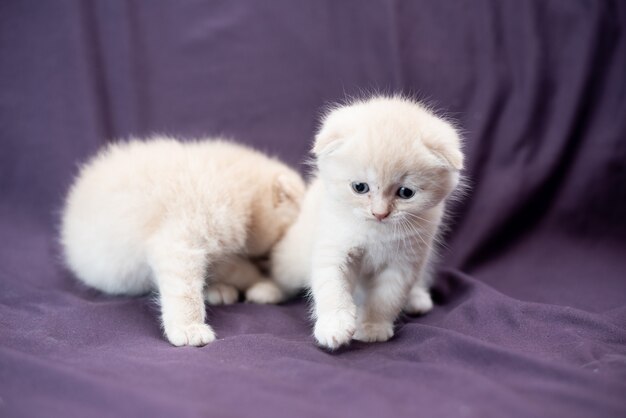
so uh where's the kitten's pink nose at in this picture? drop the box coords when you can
[372,211,390,221]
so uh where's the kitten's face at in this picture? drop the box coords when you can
[246,168,306,256]
[321,140,458,225]
[315,97,463,226]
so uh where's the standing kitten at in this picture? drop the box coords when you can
[271,96,463,349]
[61,137,304,346]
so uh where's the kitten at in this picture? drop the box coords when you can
[61,137,305,346]
[271,96,463,349]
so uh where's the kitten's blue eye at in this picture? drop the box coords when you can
[397,187,415,199]
[351,182,369,194]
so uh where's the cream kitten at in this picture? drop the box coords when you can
[61,137,305,346]
[271,96,463,350]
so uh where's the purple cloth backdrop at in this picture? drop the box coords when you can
[1,1,625,417]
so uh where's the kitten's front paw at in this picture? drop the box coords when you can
[404,286,434,315]
[314,309,357,350]
[245,280,284,304]
[165,323,216,347]
[204,283,239,305]
[353,322,394,343]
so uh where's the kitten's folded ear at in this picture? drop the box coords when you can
[273,173,304,207]
[423,124,464,171]
[312,119,344,157]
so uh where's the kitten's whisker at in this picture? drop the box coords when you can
[399,218,419,256]
[391,223,400,254]
[401,215,449,251]
[402,219,434,254]
[404,212,437,225]
[404,213,428,222]
[411,226,430,252]
[394,223,401,255]
[397,219,409,253]
[418,229,450,251]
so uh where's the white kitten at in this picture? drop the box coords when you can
[61,137,305,346]
[271,96,464,349]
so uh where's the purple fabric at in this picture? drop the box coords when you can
[1,1,625,417]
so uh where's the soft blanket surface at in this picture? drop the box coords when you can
[1,1,625,417]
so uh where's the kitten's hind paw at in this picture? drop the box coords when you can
[404,286,434,315]
[245,280,284,304]
[314,309,357,350]
[204,283,239,305]
[165,323,216,347]
[353,322,394,343]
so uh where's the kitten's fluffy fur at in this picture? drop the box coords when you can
[61,137,305,346]
[271,96,463,349]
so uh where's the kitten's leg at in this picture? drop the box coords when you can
[204,258,242,305]
[404,261,434,315]
[245,280,284,304]
[311,248,357,350]
[353,268,412,343]
[270,223,313,299]
[148,228,215,347]
[213,257,284,304]
[204,282,239,305]
[226,257,284,304]
[404,281,434,315]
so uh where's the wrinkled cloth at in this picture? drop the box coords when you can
[1,1,625,417]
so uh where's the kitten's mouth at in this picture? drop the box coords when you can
[367,216,393,224]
